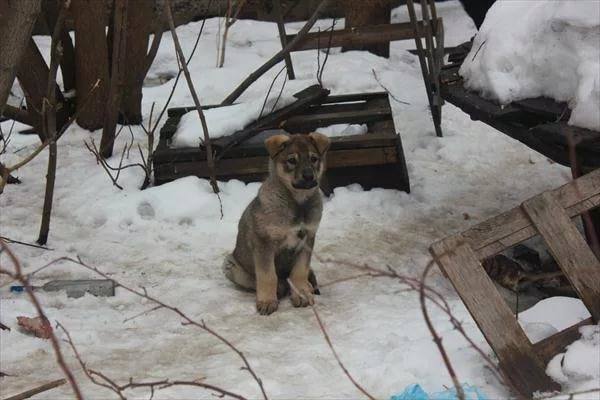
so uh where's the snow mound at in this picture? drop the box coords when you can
[171,95,294,148]
[315,123,369,137]
[459,0,600,131]
[518,296,591,342]
[547,324,600,393]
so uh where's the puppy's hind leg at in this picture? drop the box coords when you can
[254,248,279,315]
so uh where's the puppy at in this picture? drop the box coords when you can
[223,132,330,315]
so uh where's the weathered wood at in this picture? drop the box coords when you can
[461,168,600,259]
[533,317,593,364]
[212,85,329,156]
[171,146,398,176]
[286,20,435,52]
[221,0,331,106]
[522,191,600,321]
[273,0,295,79]
[0,0,42,115]
[155,130,400,163]
[430,237,560,396]
[283,107,390,131]
[342,0,392,57]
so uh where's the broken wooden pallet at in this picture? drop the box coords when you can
[440,42,600,171]
[153,91,410,194]
[430,168,600,396]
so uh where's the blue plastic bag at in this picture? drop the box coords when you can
[391,384,488,400]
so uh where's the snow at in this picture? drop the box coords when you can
[459,0,600,131]
[547,325,600,396]
[0,2,595,399]
[171,94,295,147]
[315,123,369,137]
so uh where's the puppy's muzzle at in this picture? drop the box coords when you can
[292,168,318,189]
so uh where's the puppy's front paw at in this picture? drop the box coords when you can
[290,281,315,307]
[256,298,279,315]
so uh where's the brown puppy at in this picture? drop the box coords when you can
[223,133,330,315]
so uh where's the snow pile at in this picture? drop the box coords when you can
[518,296,591,342]
[460,0,600,131]
[171,95,294,147]
[315,123,369,137]
[547,324,600,394]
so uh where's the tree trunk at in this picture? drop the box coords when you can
[120,0,156,125]
[0,0,42,115]
[16,39,67,140]
[72,0,109,131]
[100,0,128,158]
[342,0,391,58]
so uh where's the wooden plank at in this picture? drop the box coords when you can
[477,192,600,259]
[461,168,600,257]
[154,131,400,164]
[283,107,391,130]
[171,146,399,177]
[286,21,435,52]
[533,317,593,364]
[430,237,560,395]
[212,85,329,156]
[522,191,600,321]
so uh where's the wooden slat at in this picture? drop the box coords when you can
[522,192,600,321]
[283,107,390,130]
[533,317,593,364]
[286,21,436,52]
[430,237,560,395]
[171,146,399,177]
[476,192,600,259]
[154,131,399,164]
[460,168,600,258]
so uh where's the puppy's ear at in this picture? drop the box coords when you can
[309,132,330,155]
[265,134,290,158]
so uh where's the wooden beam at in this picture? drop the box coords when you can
[454,168,600,259]
[522,191,600,321]
[286,20,435,52]
[533,317,593,364]
[430,237,560,396]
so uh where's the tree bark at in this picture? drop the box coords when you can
[0,0,42,115]
[342,0,391,58]
[120,0,159,124]
[16,39,67,139]
[72,0,109,131]
[100,0,128,158]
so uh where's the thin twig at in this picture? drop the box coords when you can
[164,0,221,198]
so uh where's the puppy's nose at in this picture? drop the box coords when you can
[302,168,314,181]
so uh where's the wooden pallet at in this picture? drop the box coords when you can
[440,42,600,171]
[430,169,600,396]
[153,91,410,194]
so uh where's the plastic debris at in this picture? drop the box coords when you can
[10,279,115,298]
[391,384,488,400]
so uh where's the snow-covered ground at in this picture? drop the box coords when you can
[1,2,598,399]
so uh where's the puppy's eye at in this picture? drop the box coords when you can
[310,155,319,164]
[287,157,297,165]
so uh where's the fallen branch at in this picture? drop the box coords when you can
[3,379,66,400]
[221,0,331,106]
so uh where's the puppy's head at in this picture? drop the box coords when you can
[265,133,330,192]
